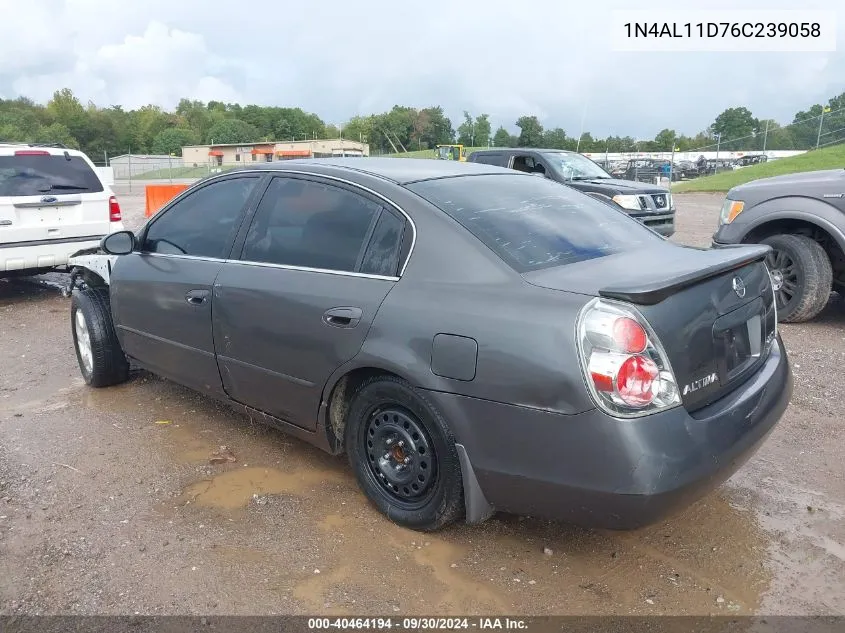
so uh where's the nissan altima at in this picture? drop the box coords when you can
[67,158,792,532]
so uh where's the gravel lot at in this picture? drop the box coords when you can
[0,183,843,616]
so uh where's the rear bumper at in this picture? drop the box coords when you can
[425,336,791,529]
[0,234,113,273]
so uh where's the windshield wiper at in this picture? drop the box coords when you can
[570,175,610,181]
[37,184,89,192]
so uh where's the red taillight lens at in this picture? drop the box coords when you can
[577,298,680,418]
[14,150,51,156]
[612,317,647,354]
[616,355,659,406]
[109,196,122,222]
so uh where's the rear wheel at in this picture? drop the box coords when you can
[345,375,464,531]
[71,288,130,387]
[760,234,832,323]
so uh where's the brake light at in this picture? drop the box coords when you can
[612,317,647,354]
[109,196,122,222]
[14,150,51,156]
[577,298,680,418]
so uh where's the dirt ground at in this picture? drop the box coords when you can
[0,184,843,616]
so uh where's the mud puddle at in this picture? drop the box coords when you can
[179,466,347,510]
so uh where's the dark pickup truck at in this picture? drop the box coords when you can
[468,148,675,237]
[712,168,845,323]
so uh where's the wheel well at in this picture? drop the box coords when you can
[324,367,403,454]
[743,219,845,283]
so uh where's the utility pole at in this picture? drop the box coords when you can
[762,120,769,152]
[816,106,831,149]
[715,133,721,159]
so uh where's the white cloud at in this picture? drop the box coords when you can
[1,0,843,137]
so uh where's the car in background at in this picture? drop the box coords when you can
[66,158,790,532]
[731,154,768,170]
[0,143,123,277]
[621,159,661,183]
[712,168,845,323]
[467,148,675,236]
[673,160,700,180]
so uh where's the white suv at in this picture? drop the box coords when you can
[0,144,124,277]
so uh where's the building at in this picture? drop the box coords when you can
[181,139,369,167]
[108,153,185,179]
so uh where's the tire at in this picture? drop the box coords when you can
[70,288,130,387]
[760,234,833,323]
[344,375,465,531]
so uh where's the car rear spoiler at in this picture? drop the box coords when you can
[599,243,771,305]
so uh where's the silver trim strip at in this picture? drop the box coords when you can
[151,168,417,277]
[140,252,400,282]
[141,252,227,264]
[228,259,399,281]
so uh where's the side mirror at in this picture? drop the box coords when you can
[101,230,136,255]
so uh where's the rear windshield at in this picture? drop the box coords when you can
[0,154,103,197]
[408,174,660,273]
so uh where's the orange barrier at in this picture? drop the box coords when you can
[144,184,189,217]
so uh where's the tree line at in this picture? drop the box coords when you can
[1,87,843,160]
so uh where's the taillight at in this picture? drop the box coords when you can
[576,298,680,418]
[14,150,51,156]
[109,196,122,222]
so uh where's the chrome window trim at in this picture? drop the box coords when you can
[168,168,418,277]
[228,258,399,281]
[140,252,400,282]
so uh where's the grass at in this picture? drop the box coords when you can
[672,144,845,193]
[133,164,241,180]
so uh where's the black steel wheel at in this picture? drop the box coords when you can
[364,406,438,505]
[761,234,832,323]
[345,375,464,531]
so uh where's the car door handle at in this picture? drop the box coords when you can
[323,307,363,328]
[185,289,210,306]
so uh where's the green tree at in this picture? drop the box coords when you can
[542,127,568,149]
[207,118,259,144]
[419,106,454,147]
[45,88,87,141]
[653,128,677,150]
[152,128,200,155]
[473,114,491,147]
[493,126,515,147]
[515,115,543,147]
[33,123,78,148]
[456,111,475,146]
[711,107,759,150]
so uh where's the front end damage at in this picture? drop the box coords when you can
[63,248,118,297]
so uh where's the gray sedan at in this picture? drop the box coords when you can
[69,158,793,532]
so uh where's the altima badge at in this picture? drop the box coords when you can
[682,372,719,396]
[732,276,746,298]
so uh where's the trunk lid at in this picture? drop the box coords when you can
[523,243,777,411]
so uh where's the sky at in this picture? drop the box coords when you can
[0,0,843,139]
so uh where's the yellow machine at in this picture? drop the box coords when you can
[434,144,466,161]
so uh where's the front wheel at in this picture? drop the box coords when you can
[345,375,465,531]
[760,234,832,323]
[71,288,130,387]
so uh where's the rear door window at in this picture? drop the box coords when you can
[240,176,383,273]
[0,154,103,196]
[359,208,406,277]
[408,174,661,273]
